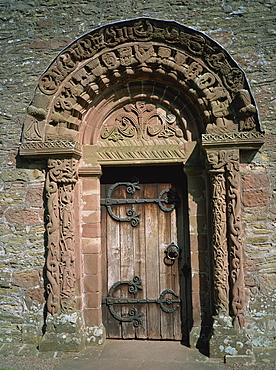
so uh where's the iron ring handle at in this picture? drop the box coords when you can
[165,242,180,261]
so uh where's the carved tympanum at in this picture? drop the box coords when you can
[101,101,183,142]
[45,158,77,315]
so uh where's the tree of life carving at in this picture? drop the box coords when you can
[100,101,183,142]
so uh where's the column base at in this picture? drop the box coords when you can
[39,312,85,352]
[210,315,254,361]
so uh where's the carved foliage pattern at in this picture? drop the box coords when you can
[101,101,183,141]
[45,158,77,315]
[207,149,245,327]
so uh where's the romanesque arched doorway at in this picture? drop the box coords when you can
[19,18,264,356]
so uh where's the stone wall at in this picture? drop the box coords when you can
[0,0,275,361]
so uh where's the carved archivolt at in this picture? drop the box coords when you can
[19,19,263,329]
[206,149,245,328]
[45,158,77,315]
[20,18,261,154]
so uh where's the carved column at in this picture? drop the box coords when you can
[206,149,245,328]
[206,151,229,315]
[45,158,78,315]
[225,150,245,328]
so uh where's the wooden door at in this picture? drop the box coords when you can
[101,166,187,340]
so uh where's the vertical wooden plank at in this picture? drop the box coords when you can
[119,185,136,339]
[134,182,147,339]
[145,183,161,339]
[101,183,108,337]
[106,183,122,338]
[159,183,174,340]
[171,199,182,340]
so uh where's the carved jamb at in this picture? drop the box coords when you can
[206,151,229,314]
[225,150,245,328]
[45,157,78,315]
[206,149,245,328]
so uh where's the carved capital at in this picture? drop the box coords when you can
[45,157,78,315]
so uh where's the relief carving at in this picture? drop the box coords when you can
[23,115,44,141]
[207,151,229,314]
[225,150,245,328]
[45,158,78,315]
[234,89,257,131]
[29,19,259,145]
[36,19,247,99]
[206,149,245,328]
[100,101,183,142]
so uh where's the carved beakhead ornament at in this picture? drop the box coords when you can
[19,18,263,158]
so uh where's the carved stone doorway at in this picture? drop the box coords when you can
[19,18,264,356]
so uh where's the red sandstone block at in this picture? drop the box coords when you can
[82,177,100,194]
[242,174,270,190]
[192,273,200,293]
[83,274,101,293]
[82,210,100,224]
[82,237,101,254]
[83,308,102,327]
[84,292,101,308]
[242,189,270,207]
[5,208,42,225]
[192,292,201,309]
[83,254,101,275]
[192,308,201,326]
[189,234,208,252]
[82,194,100,211]
[191,251,207,272]
[82,222,101,238]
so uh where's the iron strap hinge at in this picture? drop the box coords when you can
[102,276,180,327]
[101,179,179,227]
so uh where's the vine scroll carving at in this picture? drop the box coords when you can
[206,149,245,328]
[45,158,78,315]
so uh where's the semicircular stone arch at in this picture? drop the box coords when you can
[19,18,265,353]
[20,17,263,160]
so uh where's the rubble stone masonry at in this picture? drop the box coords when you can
[0,0,275,362]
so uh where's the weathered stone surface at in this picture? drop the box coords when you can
[242,174,270,190]
[13,270,41,287]
[25,187,44,207]
[242,189,271,207]
[5,208,43,225]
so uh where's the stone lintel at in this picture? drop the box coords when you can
[201,132,265,150]
[19,140,82,159]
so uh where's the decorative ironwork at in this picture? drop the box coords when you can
[164,242,180,266]
[102,276,180,327]
[101,179,179,226]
